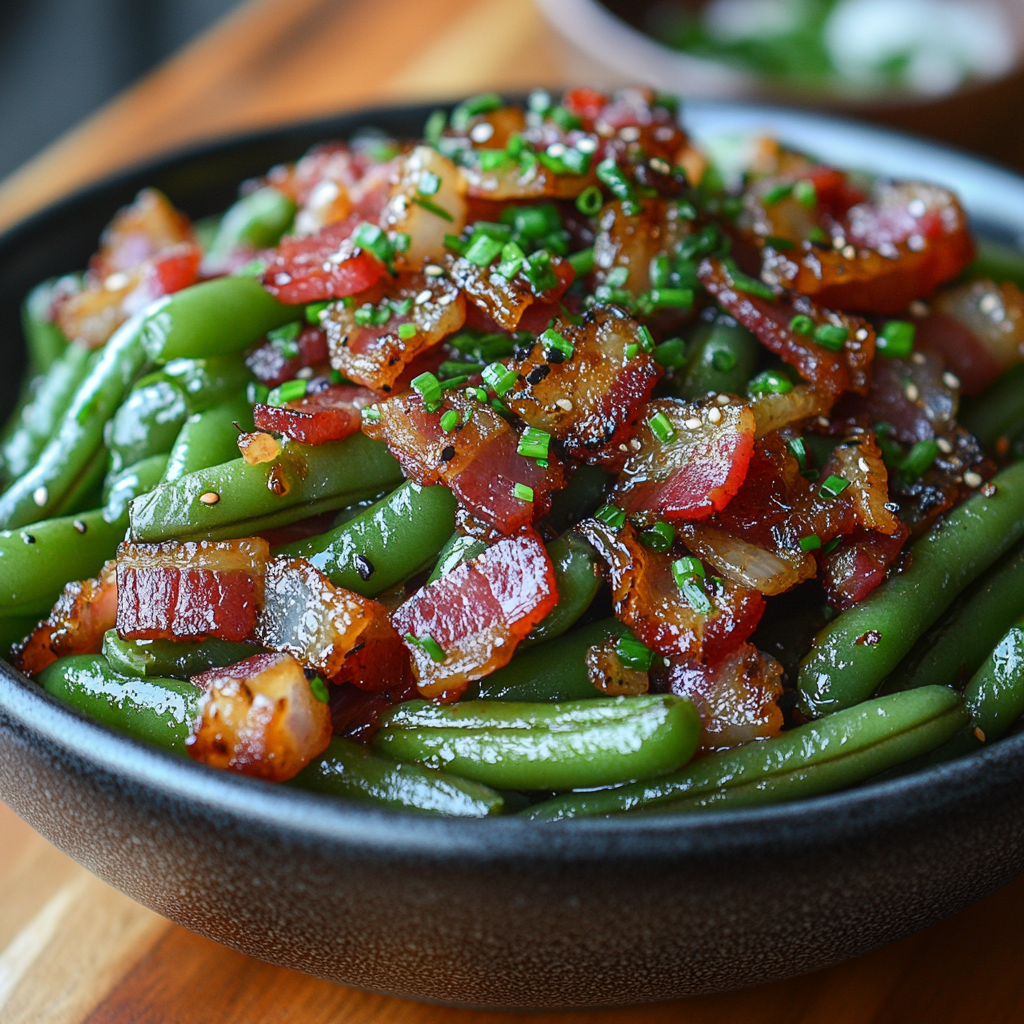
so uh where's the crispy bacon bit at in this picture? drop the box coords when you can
[380,146,468,269]
[246,324,329,388]
[577,520,764,662]
[820,527,909,609]
[504,307,661,468]
[447,253,573,332]
[14,562,118,676]
[256,557,409,690]
[238,431,281,466]
[329,677,419,741]
[752,384,831,438]
[323,272,465,392]
[361,389,566,535]
[827,436,901,535]
[253,384,375,444]
[612,397,756,520]
[660,644,784,752]
[700,257,875,397]
[115,538,269,642]
[90,188,194,280]
[393,530,557,699]
[586,637,649,696]
[262,218,387,305]
[187,652,332,782]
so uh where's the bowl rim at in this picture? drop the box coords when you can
[3,97,1024,858]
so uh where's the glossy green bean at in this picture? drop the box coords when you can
[426,532,487,584]
[525,686,966,819]
[205,187,296,263]
[0,312,150,529]
[102,453,170,520]
[162,396,253,484]
[1,342,94,483]
[101,630,262,679]
[960,363,1024,455]
[277,480,456,596]
[134,353,254,413]
[547,465,608,532]
[373,694,701,791]
[0,454,167,618]
[963,237,1024,289]
[522,532,601,646]
[965,623,1024,740]
[104,379,189,476]
[22,276,75,374]
[38,654,201,752]
[471,618,627,702]
[798,461,1024,717]
[291,737,506,816]
[675,316,759,400]
[883,539,1024,694]
[140,276,298,363]
[130,432,402,543]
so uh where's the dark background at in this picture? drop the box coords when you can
[0,0,243,181]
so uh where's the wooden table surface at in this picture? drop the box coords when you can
[0,1,1022,1020]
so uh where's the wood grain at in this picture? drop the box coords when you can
[0,0,1022,1020]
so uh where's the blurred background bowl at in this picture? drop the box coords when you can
[538,0,1024,167]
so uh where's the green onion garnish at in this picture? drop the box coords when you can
[748,370,793,397]
[548,105,582,131]
[762,182,794,205]
[247,381,270,405]
[616,636,655,671]
[513,483,534,502]
[644,288,694,310]
[822,537,842,555]
[424,109,446,144]
[814,323,848,351]
[786,436,808,470]
[417,171,441,196]
[576,185,603,216]
[789,314,815,336]
[360,405,381,424]
[351,222,395,266]
[517,427,551,460]
[450,92,503,133]
[439,409,460,432]
[412,371,443,411]
[901,439,940,481]
[482,362,517,397]
[540,328,573,362]
[799,534,822,552]
[268,321,300,344]
[305,301,330,324]
[652,338,687,369]
[267,379,306,406]
[793,179,817,207]
[594,504,626,528]
[411,196,454,222]
[398,322,418,340]
[524,249,559,293]
[649,410,677,443]
[640,521,675,553]
[405,633,447,663]
[464,233,504,267]
[568,247,595,276]
[878,320,916,358]
[596,157,638,215]
[819,474,851,500]
[637,325,655,353]
[309,676,330,703]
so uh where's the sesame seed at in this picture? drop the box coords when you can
[619,126,641,142]
[555,398,573,411]
[909,300,929,317]
[424,265,444,277]
[716,393,730,405]
[104,271,130,291]
[469,122,494,143]
[649,157,670,174]
[73,519,87,534]
[842,244,856,259]
[576,137,598,154]
[942,371,960,389]
[296,366,314,379]
[546,142,567,158]
[817,416,830,428]
[32,486,48,507]
[973,726,987,743]
[858,457,870,473]
[907,198,927,218]
[414,289,432,305]
[907,234,925,252]
[494,636,505,647]
[630,438,641,450]
[855,328,868,341]
[937,437,953,454]
[684,417,702,430]
[618,443,629,452]
[911,352,926,364]
[964,471,983,488]
[979,292,1000,315]
[905,384,920,402]
[199,492,220,505]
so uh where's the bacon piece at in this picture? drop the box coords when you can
[90,188,194,280]
[751,384,831,437]
[446,252,573,332]
[187,652,332,782]
[504,307,661,469]
[256,557,409,690]
[322,272,465,393]
[246,324,330,388]
[820,527,910,610]
[115,538,269,642]
[329,677,419,741]
[393,530,557,699]
[660,644,784,753]
[586,637,649,696]
[13,562,118,676]
[253,383,375,444]
[700,257,875,397]
[262,218,387,304]
[577,520,764,662]
[612,397,756,520]
[362,388,566,535]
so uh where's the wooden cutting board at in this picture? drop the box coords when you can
[0,0,1022,1020]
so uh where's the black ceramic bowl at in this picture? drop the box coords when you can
[1,102,1023,1011]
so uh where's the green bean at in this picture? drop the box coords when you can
[522,532,601,646]
[470,618,627,702]
[0,453,167,618]
[38,654,201,753]
[56,445,108,518]
[963,237,1024,290]
[162,396,253,484]
[102,453,170,520]
[140,276,298,363]
[960,363,1024,455]
[0,312,150,529]
[427,532,487,584]
[277,480,456,596]
[674,316,759,400]
[101,630,262,679]
[1,342,95,483]
[291,737,505,816]
[22,276,75,374]
[525,686,966,819]
[547,465,608,532]
[882,539,1024,694]
[797,461,1024,717]
[134,353,254,413]
[104,380,189,476]
[374,694,701,791]
[0,614,39,658]
[205,187,296,264]
[965,623,1024,740]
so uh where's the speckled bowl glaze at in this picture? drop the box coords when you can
[1,103,1023,1010]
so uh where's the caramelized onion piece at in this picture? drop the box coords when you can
[752,384,831,438]
[254,384,376,445]
[504,306,661,469]
[115,538,269,642]
[188,652,331,782]
[612,397,756,520]
[393,530,557,699]
[14,561,118,677]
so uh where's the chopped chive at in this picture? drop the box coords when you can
[481,362,517,396]
[650,255,673,289]
[786,436,808,470]
[568,247,595,276]
[450,92,503,132]
[625,343,639,359]
[672,556,704,582]
[636,325,655,353]
[353,302,375,327]
[649,410,677,443]
[616,636,655,671]
[540,328,573,362]
[405,632,447,663]
[878,320,916,358]
[412,371,443,411]
[644,287,694,310]
[417,171,441,196]
[393,232,410,253]
[360,405,381,424]
[513,482,534,502]
[495,240,526,280]
[576,185,603,216]
[351,222,394,266]
[793,179,817,207]
[596,157,638,214]
[789,313,815,336]
[748,370,793,397]
[329,369,346,384]
[424,109,447,145]
[652,337,687,369]
[762,182,794,205]
[478,149,507,172]
[268,321,301,344]
[309,676,330,703]
[548,105,583,131]
[444,233,467,255]
[517,427,551,460]
[901,439,940,481]
[640,521,675,553]
[247,381,270,405]
[726,265,776,300]
[528,89,552,114]
[819,474,851,499]
[464,233,504,267]
[595,504,626,528]
[807,226,830,244]
[814,323,848,351]
[606,266,629,288]
[524,249,559,293]
[305,301,330,324]
[763,235,795,250]
[822,537,842,555]
[412,196,455,222]
[439,409,460,432]
[799,534,822,552]
[398,322,418,340]
[473,386,488,403]
[267,379,306,406]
